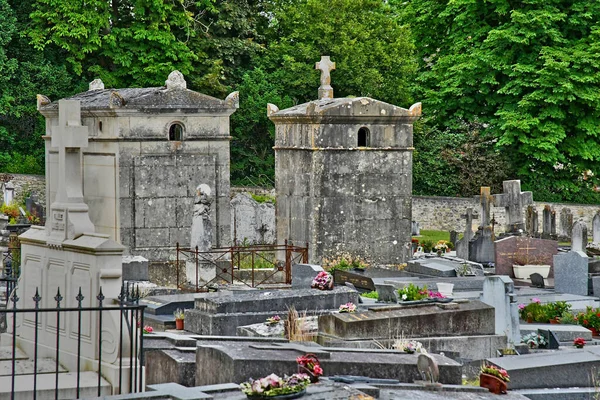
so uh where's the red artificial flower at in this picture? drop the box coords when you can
[313,365,323,376]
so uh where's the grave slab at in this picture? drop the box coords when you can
[488,347,600,389]
[319,300,494,340]
[405,259,457,277]
[194,339,462,386]
[519,323,592,341]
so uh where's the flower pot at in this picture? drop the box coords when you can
[175,319,184,330]
[436,283,454,297]
[591,327,598,337]
[480,373,508,394]
[512,264,551,280]
[527,317,533,323]
[297,366,319,383]
[549,318,560,324]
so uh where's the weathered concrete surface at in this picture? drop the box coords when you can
[231,193,275,245]
[270,96,420,266]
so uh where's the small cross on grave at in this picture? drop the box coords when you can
[493,180,533,234]
[515,243,536,265]
[47,100,95,246]
[475,187,494,229]
[460,208,478,242]
[315,56,336,99]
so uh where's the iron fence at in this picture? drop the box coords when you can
[175,241,308,291]
[2,283,145,399]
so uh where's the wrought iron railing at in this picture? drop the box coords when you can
[175,241,308,291]
[2,283,145,399]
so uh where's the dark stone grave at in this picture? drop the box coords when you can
[494,236,558,279]
[333,269,376,292]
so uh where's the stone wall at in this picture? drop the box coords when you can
[1,174,46,205]
[413,195,600,234]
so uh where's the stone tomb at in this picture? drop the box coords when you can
[185,287,358,336]
[194,338,462,386]
[494,236,558,279]
[554,221,589,296]
[318,300,494,341]
[488,346,600,389]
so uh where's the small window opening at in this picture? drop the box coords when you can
[98,121,103,132]
[358,127,370,147]
[169,123,184,141]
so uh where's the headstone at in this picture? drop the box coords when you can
[529,273,545,288]
[554,221,589,296]
[468,188,495,263]
[187,184,215,284]
[375,283,398,303]
[333,269,376,292]
[494,236,558,279]
[492,180,533,234]
[593,211,600,244]
[559,208,573,240]
[550,208,557,236]
[592,276,600,296]
[541,205,553,239]
[526,205,538,237]
[449,231,458,248]
[480,276,520,346]
[411,221,420,236]
[2,182,13,206]
[456,207,477,260]
[291,264,324,289]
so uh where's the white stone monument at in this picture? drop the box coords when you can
[186,183,216,284]
[12,100,136,394]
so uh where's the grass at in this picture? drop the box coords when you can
[412,229,450,243]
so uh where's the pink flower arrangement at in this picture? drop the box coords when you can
[297,353,323,377]
[338,302,357,313]
[143,325,153,334]
[532,297,541,304]
[481,364,510,382]
[311,271,333,290]
[574,337,586,348]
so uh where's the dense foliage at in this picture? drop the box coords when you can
[1,0,600,203]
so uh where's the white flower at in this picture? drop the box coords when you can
[402,294,407,300]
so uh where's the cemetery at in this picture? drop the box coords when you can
[1,57,600,400]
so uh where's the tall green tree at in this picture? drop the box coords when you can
[230,0,418,185]
[401,0,600,202]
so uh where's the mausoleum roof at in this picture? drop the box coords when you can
[268,97,421,122]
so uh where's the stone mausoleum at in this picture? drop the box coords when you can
[38,71,238,260]
[268,56,421,265]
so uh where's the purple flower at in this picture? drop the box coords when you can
[532,298,541,304]
[518,304,525,310]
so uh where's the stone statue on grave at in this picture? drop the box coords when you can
[188,184,215,284]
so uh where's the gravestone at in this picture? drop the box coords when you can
[186,184,215,284]
[411,221,420,236]
[2,182,13,206]
[554,221,589,296]
[480,276,520,346]
[468,188,495,264]
[449,231,458,248]
[593,211,600,244]
[291,264,324,289]
[122,255,149,281]
[456,207,477,260]
[333,269,376,292]
[526,205,538,237]
[559,208,573,240]
[375,284,398,303]
[16,100,132,391]
[494,236,558,279]
[25,193,45,223]
[541,205,554,239]
[493,180,533,234]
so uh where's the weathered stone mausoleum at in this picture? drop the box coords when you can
[268,57,421,265]
[38,71,238,260]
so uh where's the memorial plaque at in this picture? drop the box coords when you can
[333,269,376,292]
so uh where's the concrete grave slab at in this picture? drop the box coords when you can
[405,258,458,277]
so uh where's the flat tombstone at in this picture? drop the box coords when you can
[291,264,324,289]
[333,269,376,292]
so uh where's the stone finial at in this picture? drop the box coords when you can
[36,94,51,110]
[89,79,105,91]
[225,91,239,108]
[315,56,336,99]
[409,102,422,116]
[165,70,187,90]
[109,91,125,108]
[267,103,279,117]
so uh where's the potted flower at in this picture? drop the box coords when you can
[143,325,154,334]
[518,298,545,323]
[434,240,449,256]
[338,303,356,313]
[577,306,600,336]
[544,301,571,324]
[521,332,547,349]
[311,271,333,290]
[296,354,323,383]
[480,363,509,394]
[512,252,551,279]
[397,283,430,302]
[265,315,281,326]
[574,337,586,348]
[240,373,310,399]
[173,308,185,330]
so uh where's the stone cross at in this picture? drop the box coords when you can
[315,56,336,99]
[571,220,588,253]
[461,207,478,242]
[47,100,95,245]
[475,187,494,229]
[593,211,600,244]
[493,180,533,233]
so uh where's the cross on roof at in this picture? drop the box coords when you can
[315,56,336,99]
[493,180,533,233]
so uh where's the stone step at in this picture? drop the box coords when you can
[0,346,28,361]
[0,371,111,400]
[0,358,67,376]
